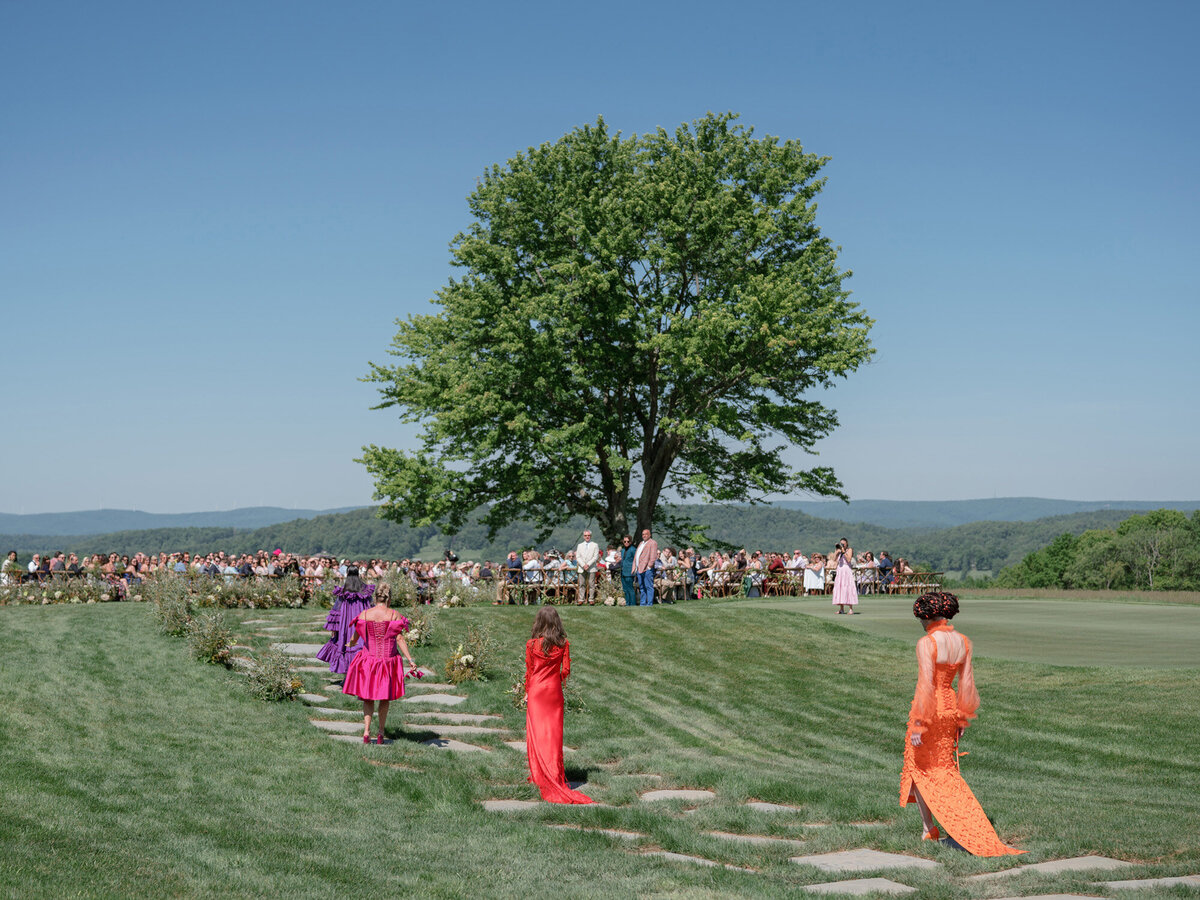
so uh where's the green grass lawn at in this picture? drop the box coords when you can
[2,597,1198,898]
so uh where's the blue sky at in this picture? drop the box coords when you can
[2,1,1196,514]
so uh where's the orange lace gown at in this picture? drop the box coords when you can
[900,622,1023,856]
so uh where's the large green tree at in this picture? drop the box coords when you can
[360,112,874,547]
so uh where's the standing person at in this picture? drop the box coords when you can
[619,535,637,607]
[900,592,1023,856]
[316,566,376,676]
[342,584,416,744]
[634,528,658,606]
[575,530,600,606]
[831,538,858,614]
[523,607,593,804]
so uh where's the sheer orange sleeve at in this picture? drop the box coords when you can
[909,636,936,737]
[561,641,571,680]
[956,636,980,728]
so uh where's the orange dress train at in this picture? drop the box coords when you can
[525,639,592,804]
[900,622,1023,856]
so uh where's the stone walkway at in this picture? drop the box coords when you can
[243,612,1154,892]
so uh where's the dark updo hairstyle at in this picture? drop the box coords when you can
[913,591,960,621]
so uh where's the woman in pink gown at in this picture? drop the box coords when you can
[832,538,858,614]
[524,608,592,804]
[342,585,416,744]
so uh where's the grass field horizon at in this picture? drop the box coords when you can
[3,592,1198,897]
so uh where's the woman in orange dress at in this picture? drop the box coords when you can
[900,592,1023,856]
[524,608,592,804]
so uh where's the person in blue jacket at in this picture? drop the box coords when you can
[618,534,638,607]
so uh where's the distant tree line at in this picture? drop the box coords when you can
[0,505,1151,578]
[993,509,1200,591]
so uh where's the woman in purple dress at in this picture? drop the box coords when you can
[316,567,376,675]
[831,538,858,614]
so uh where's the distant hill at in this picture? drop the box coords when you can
[774,498,1200,529]
[0,506,364,537]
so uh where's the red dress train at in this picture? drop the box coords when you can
[525,639,592,804]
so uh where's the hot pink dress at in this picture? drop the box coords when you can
[342,618,408,701]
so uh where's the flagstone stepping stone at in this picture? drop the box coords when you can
[231,644,255,652]
[1097,875,1200,889]
[800,878,916,896]
[296,666,329,672]
[613,773,663,780]
[421,738,489,752]
[406,712,503,724]
[803,822,887,829]
[402,693,466,706]
[231,657,255,669]
[993,896,1107,900]
[309,719,363,734]
[298,693,328,704]
[969,856,1133,881]
[641,851,755,874]
[244,619,270,624]
[640,789,716,803]
[481,799,540,812]
[405,682,457,690]
[411,666,437,678]
[405,723,509,736]
[271,642,326,656]
[706,831,807,850]
[745,801,804,813]
[260,626,285,632]
[547,824,645,841]
[789,850,941,873]
[329,734,370,743]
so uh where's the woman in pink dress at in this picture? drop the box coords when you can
[831,538,858,614]
[524,608,592,804]
[342,584,416,744]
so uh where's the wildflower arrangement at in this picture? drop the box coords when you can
[403,609,436,647]
[152,591,194,637]
[186,611,233,665]
[435,578,484,608]
[445,624,497,683]
[245,650,303,701]
[0,580,122,606]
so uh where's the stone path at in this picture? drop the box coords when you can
[308,706,360,718]
[641,851,755,874]
[406,712,502,724]
[421,738,490,752]
[298,692,328,704]
[402,693,466,706]
[745,801,804,813]
[969,855,1133,881]
[406,723,509,736]
[481,799,539,811]
[789,849,940,873]
[309,719,363,734]
[801,878,916,896]
[706,831,807,850]
[504,740,575,753]
[1097,874,1200,889]
[271,642,325,656]
[640,789,715,803]
[548,825,644,841]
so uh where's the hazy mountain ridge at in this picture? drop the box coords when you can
[774,498,1200,529]
[0,506,365,537]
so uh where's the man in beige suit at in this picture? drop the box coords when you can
[575,530,600,605]
[634,528,658,606]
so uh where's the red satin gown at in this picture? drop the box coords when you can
[900,622,1023,856]
[525,639,592,804]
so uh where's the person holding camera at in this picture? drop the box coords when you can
[831,537,858,614]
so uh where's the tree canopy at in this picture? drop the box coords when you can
[360,112,874,547]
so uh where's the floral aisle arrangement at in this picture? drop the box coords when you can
[445,625,497,683]
[0,580,126,606]
[186,611,233,665]
[245,650,304,701]
[403,609,436,647]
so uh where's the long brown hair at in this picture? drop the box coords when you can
[531,606,567,655]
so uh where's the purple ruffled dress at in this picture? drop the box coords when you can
[316,583,377,675]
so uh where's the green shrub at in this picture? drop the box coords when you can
[245,650,303,701]
[445,624,498,683]
[186,611,233,665]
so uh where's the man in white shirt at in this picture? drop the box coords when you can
[575,530,601,605]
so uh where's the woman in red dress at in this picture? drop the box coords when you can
[524,608,592,804]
